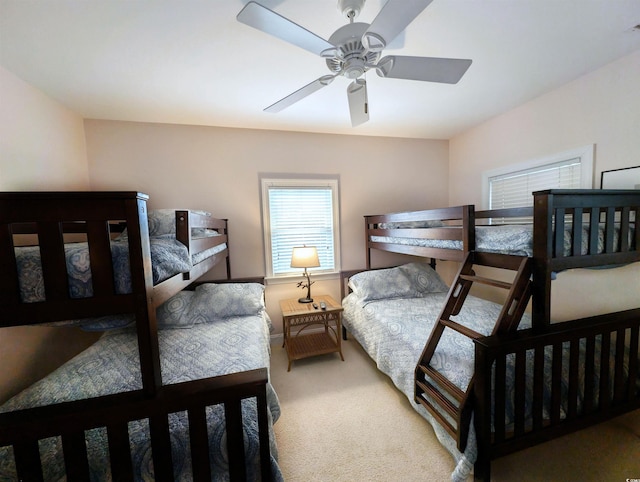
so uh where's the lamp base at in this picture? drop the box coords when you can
[298,297,314,303]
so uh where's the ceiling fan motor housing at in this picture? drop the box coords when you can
[337,0,366,20]
[326,23,380,78]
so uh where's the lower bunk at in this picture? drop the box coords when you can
[341,263,640,481]
[0,281,282,481]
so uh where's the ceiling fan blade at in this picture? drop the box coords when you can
[237,1,335,57]
[264,75,336,113]
[376,55,472,84]
[347,79,369,127]
[362,0,433,52]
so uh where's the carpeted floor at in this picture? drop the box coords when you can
[270,337,640,481]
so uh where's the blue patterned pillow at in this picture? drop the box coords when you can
[81,291,196,331]
[117,209,215,240]
[148,209,215,236]
[348,266,415,301]
[156,291,197,328]
[400,262,449,294]
[349,263,449,302]
[52,282,266,330]
[189,283,265,323]
[147,209,178,236]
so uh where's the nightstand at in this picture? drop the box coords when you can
[280,294,344,371]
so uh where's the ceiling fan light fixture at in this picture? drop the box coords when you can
[343,58,366,78]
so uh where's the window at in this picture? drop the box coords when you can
[261,176,340,278]
[483,145,594,212]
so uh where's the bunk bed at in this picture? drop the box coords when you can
[0,191,281,481]
[342,189,640,481]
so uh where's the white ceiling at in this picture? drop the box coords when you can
[1,0,639,140]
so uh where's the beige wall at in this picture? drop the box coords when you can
[448,49,640,320]
[84,120,450,332]
[449,49,640,206]
[0,66,100,403]
[0,66,90,190]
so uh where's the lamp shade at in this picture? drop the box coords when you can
[290,246,320,269]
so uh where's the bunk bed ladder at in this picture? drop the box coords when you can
[414,251,533,452]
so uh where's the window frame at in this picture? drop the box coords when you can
[260,175,341,281]
[481,145,594,210]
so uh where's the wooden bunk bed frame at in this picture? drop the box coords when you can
[361,189,640,481]
[0,191,272,481]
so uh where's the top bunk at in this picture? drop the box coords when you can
[365,204,474,265]
[1,191,229,330]
[365,189,639,271]
[365,189,639,328]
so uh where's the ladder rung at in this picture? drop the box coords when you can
[415,392,457,439]
[440,318,483,340]
[418,364,465,402]
[459,274,512,290]
[414,252,533,452]
[416,379,459,419]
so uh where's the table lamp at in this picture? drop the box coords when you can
[290,246,320,303]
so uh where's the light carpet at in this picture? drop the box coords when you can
[270,337,640,481]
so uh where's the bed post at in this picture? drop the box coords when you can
[532,191,553,329]
[365,216,372,269]
[126,195,163,396]
[462,204,476,252]
[473,336,492,481]
[224,219,231,279]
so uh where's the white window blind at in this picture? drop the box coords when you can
[489,158,582,210]
[262,178,339,277]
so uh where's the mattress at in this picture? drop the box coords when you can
[0,299,282,481]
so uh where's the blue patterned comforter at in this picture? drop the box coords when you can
[14,235,227,303]
[371,223,635,257]
[0,311,282,481]
[343,292,512,480]
[343,290,637,481]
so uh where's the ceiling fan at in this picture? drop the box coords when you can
[237,0,472,127]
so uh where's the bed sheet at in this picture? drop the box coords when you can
[371,223,635,257]
[0,312,282,481]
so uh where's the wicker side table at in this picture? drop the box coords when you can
[280,294,344,371]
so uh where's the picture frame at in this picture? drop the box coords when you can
[600,165,640,189]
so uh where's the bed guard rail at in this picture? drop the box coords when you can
[472,307,640,481]
[0,368,272,482]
